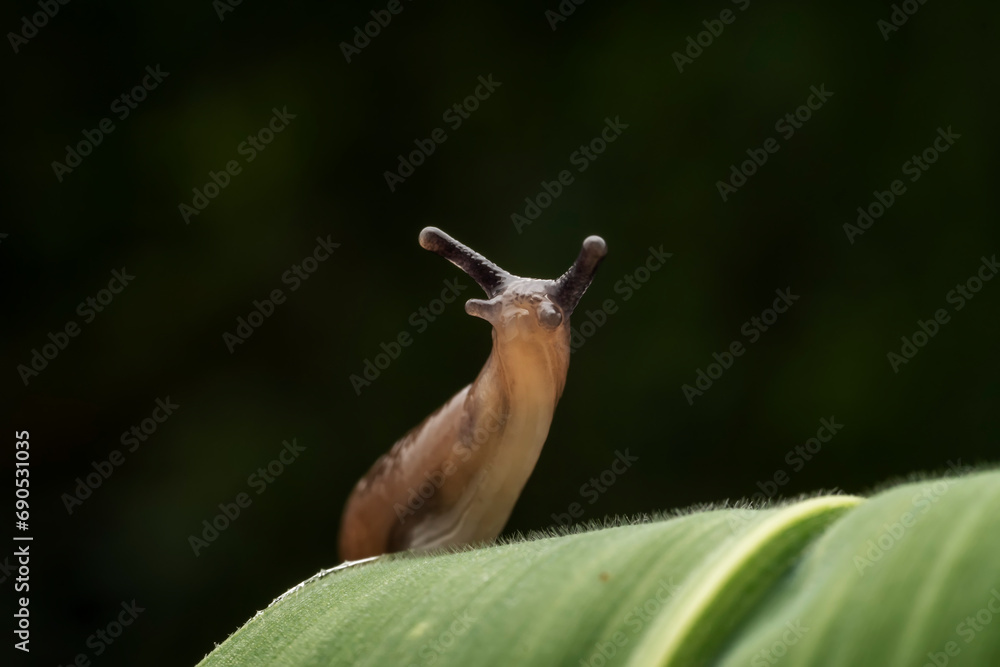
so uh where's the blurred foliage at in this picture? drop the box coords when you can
[1,0,997,665]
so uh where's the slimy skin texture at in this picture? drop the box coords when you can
[338,227,607,561]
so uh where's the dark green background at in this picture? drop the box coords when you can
[1,0,997,665]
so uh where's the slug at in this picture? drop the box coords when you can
[338,227,607,562]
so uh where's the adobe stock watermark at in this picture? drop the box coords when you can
[54,600,145,665]
[671,0,751,73]
[406,609,476,667]
[212,0,245,21]
[923,588,1000,667]
[384,74,502,192]
[51,65,170,182]
[728,416,845,532]
[7,0,75,54]
[179,106,297,224]
[853,459,970,575]
[550,449,639,528]
[393,409,508,523]
[61,397,180,515]
[12,545,30,651]
[16,267,136,386]
[877,0,931,41]
[570,245,671,354]
[579,577,682,666]
[349,277,466,395]
[511,116,629,234]
[716,84,833,202]
[886,254,997,373]
[188,438,305,556]
[340,0,417,63]
[843,126,960,244]
[681,287,800,405]
[751,619,810,666]
[222,235,340,353]
[0,554,15,586]
[544,0,588,31]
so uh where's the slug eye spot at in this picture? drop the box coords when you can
[537,302,563,329]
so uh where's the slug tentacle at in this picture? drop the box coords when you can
[553,235,608,316]
[419,227,511,297]
[465,296,503,323]
[338,227,607,562]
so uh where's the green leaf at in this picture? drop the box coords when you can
[711,468,1000,667]
[198,469,1000,667]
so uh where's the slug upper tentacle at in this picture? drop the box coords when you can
[338,227,606,561]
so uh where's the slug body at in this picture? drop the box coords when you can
[338,227,606,561]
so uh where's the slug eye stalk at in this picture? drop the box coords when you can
[418,227,511,298]
[418,226,607,317]
[551,234,607,316]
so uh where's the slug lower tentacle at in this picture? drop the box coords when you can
[338,227,607,561]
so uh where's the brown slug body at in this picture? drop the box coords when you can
[338,227,606,561]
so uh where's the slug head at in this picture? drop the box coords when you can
[418,227,607,343]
